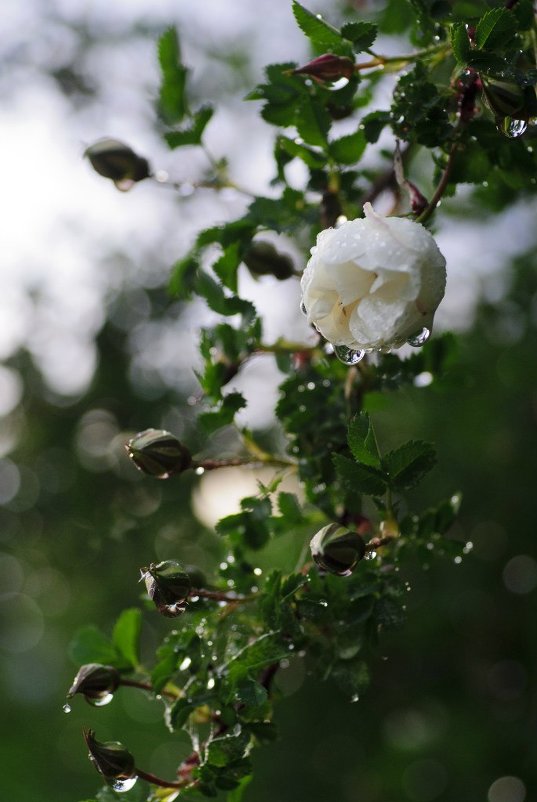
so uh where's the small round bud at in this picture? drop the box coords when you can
[125,429,192,479]
[67,663,120,706]
[243,241,295,281]
[310,523,366,576]
[141,560,192,617]
[83,729,137,792]
[84,138,150,191]
[293,54,355,82]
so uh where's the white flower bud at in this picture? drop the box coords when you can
[300,203,446,352]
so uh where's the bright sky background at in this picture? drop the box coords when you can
[2,0,537,418]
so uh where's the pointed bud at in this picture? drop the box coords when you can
[67,663,120,706]
[84,138,150,191]
[293,54,355,82]
[83,729,137,792]
[141,560,191,617]
[125,429,192,479]
[243,241,295,281]
[310,523,366,576]
[481,74,525,119]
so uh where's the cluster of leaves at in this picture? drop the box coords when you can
[69,1,537,800]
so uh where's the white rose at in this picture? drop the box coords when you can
[300,203,446,353]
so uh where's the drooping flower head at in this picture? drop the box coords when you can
[300,203,446,352]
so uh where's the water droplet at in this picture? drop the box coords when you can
[407,327,430,347]
[365,550,377,561]
[334,344,365,365]
[110,777,138,793]
[350,693,360,703]
[454,555,463,565]
[300,302,308,315]
[89,692,114,707]
[179,656,192,671]
[195,466,205,476]
[319,599,328,607]
[62,702,71,713]
[497,117,527,138]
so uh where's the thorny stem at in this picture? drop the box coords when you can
[356,43,451,72]
[415,142,458,225]
[119,678,178,700]
[190,587,259,603]
[197,455,296,471]
[136,767,192,790]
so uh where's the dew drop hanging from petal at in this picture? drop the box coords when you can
[407,327,430,347]
[334,345,365,365]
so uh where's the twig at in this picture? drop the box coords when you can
[119,678,178,700]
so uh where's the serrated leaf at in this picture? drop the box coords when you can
[164,106,213,148]
[225,632,287,684]
[277,136,325,169]
[333,453,387,496]
[450,23,471,64]
[360,110,391,143]
[168,254,199,298]
[112,608,141,669]
[475,7,516,50]
[340,21,378,52]
[199,392,247,434]
[68,625,123,668]
[195,272,256,322]
[383,440,436,490]
[296,95,331,147]
[292,2,349,55]
[213,241,243,293]
[207,731,250,768]
[235,679,268,709]
[348,413,381,468]
[329,129,366,165]
[158,28,188,124]
[277,491,302,523]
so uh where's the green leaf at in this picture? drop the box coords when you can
[151,650,178,693]
[340,21,378,52]
[475,8,517,50]
[207,731,250,768]
[235,678,268,709]
[112,608,141,669]
[68,625,123,668]
[226,632,287,684]
[292,2,349,55]
[195,272,256,322]
[226,775,252,802]
[329,129,366,165]
[360,110,391,143]
[164,106,213,148]
[296,95,331,148]
[277,491,302,523]
[450,23,471,64]
[168,254,199,299]
[331,658,370,697]
[213,242,243,293]
[158,28,188,124]
[383,440,436,490]
[333,453,387,496]
[347,413,381,468]
[277,136,325,169]
[199,392,247,434]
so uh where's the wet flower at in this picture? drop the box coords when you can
[84,138,150,191]
[67,663,120,706]
[125,429,192,479]
[141,560,192,617]
[310,523,366,576]
[84,729,138,792]
[300,203,446,352]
